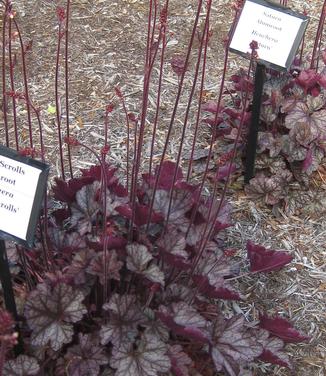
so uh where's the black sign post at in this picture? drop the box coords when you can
[0,145,49,354]
[0,239,24,354]
[244,63,266,183]
[229,0,308,183]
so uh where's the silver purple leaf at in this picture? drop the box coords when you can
[65,333,108,376]
[25,283,86,351]
[126,243,164,286]
[111,332,170,376]
[3,355,40,376]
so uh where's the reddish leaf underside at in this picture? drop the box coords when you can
[256,329,292,369]
[157,302,210,344]
[259,313,309,343]
[246,240,293,273]
[168,345,193,376]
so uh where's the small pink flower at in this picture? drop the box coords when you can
[101,145,110,156]
[115,86,123,99]
[64,136,80,146]
[56,7,65,23]
[106,104,114,114]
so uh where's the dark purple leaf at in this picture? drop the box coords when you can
[65,333,108,376]
[256,329,292,369]
[116,203,163,226]
[52,176,94,204]
[87,235,127,251]
[259,313,309,343]
[157,302,210,344]
[25,283,86,351]
[193,275,242,301]
[259,340,292,369]
[111,332,170,376]
[232,76,254,92]
[247,241,293,273]
[3,355,40,376]
[143,161,183,190]
[81,163,119,189]
[52,208,70,225]
[302,146,325,175]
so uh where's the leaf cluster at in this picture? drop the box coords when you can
[3,162,308,376]
[203,60,326,214]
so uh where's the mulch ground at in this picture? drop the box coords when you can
[1,0,326,375]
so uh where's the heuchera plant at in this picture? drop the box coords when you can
[0,161,307,375]
[202,9,326,214]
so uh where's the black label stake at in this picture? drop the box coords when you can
[244,63,266,184]
[0,239,24,355]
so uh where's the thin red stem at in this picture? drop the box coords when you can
[55,23,66,179]
[145,0,203,231]
[310,0,326,69]
[1,3,9,146]
[8,18,19,149]
[12,18,33,148]
[64,0,73,178]
[164,2,211,228]
[149,2,169,175]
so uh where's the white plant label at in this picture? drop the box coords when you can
[230,0,308,69]
[0,155,42,240]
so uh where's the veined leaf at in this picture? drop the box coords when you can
[211,315,262,375]
[25,283,86,351]
[65,333,108,376]
[111,332,170,376]
[126,243,164,285]
[3,355,40,376]
[100,294,143,348]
